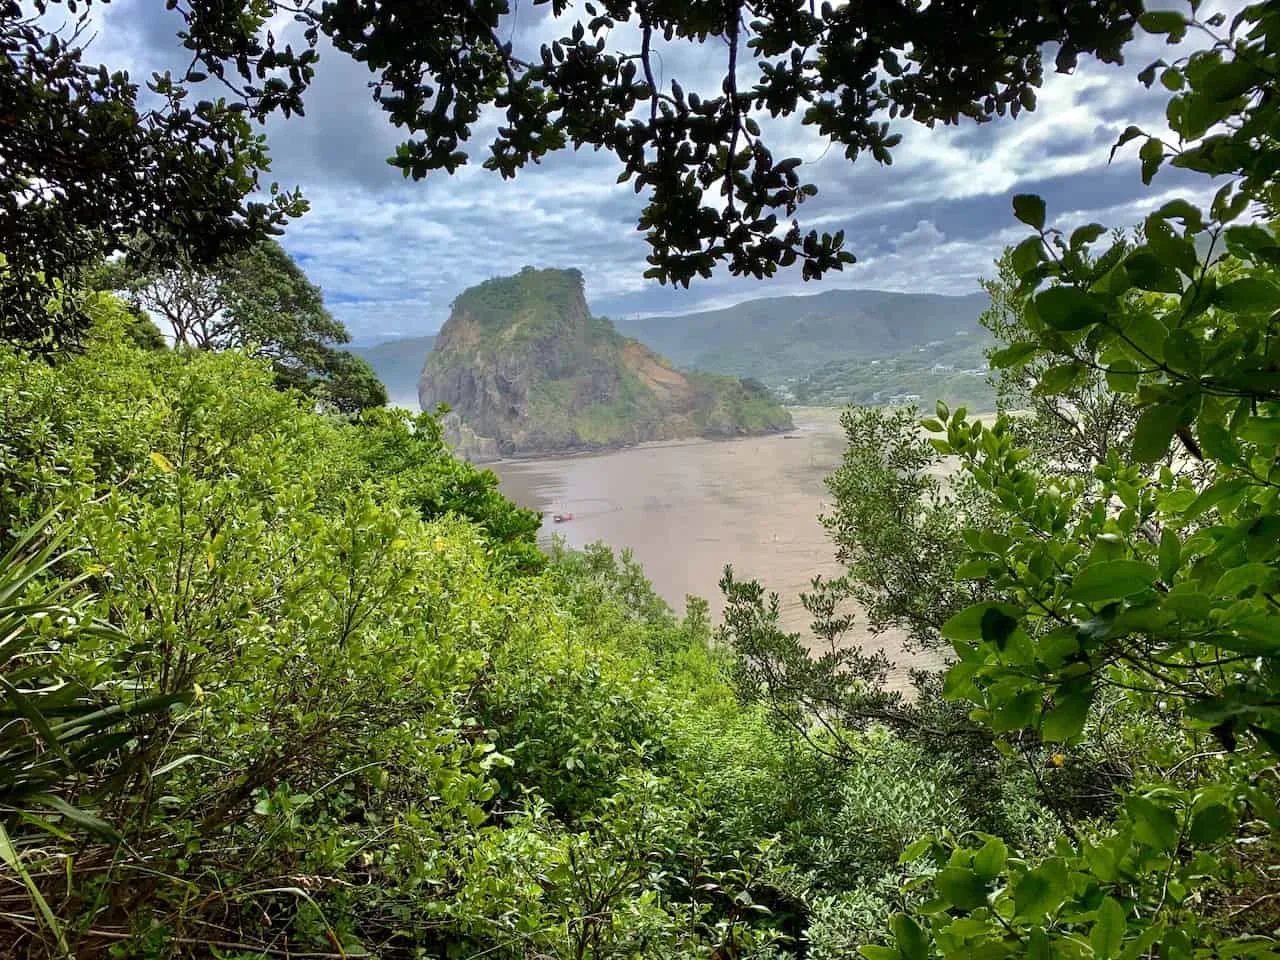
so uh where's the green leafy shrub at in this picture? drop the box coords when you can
[0,328,822,958]
[856,5,1280,957]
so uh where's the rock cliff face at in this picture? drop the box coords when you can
[418,267,792,456]
[439,410,501,463]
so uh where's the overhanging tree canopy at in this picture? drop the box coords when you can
[2,0,1141,348]
[0,0,305,349]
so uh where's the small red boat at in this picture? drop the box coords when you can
[552,512,574,523]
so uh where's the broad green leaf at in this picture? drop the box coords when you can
[1250,724,1280,758]
[1013,859,1068,921]
[1188,695,1258,725]
[1163,928,1193,960]
[1155,199,1204,230]
[1070,223,1106,249]
[1158,528,1180,582]
[942,659,980,700]
[979,531,1012,554]
[892,913,929,960]
[1125,794,1179,852]
[1162,329,1201,376]
[1035,362,1086,396]
[1199,59,1261,101]
[941,603,1023,642]
[1184,477,1250,521]
[1091,896,1127,960]
[1125,251,1183,293]
[1120,925,1164,960]
[1198,421,1237,464]
[1131,403,1181,463]
[955,559,994,580]
[1041,683,1094,742]
[1013,194,1046,230]
[1139,10,1185,34]
[1215,615,1280,656]
[1118,311,1168,363]
[1214,562,1275,598]
[1068,560,1159,603]
[972,837,1007,879]
[1029,928,1051,960]
[1188,803,1233,844]
[1139,135,1163,183]
[1105,359,1140,394]
[899,836,937,863]
[1158,488,1197,512]
[936,866,989,910]
[987,688,1040,732]
[1012,236,1044,274]
[1216,277,1280,313]
[1239,416,1280,446]
[945,916,991,939]
[1224,224,1277,257]
[1224,370,1280,394]
[1145,219,1198,277]
[1110,125,1144,161]
[1035,287,1107,331]
[1163,589,1211,620]
[1037,626,1081,668]
[1085,837,1122,883]
[990,341,1039,369]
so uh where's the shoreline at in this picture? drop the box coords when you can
[477,422,797,465]
[478,402,1003,465]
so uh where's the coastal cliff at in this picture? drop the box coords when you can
[418,267,792,455]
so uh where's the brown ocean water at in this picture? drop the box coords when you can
[489,408,938,690]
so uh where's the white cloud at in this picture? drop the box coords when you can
[89,1,1231,338]
[893,220,946,251]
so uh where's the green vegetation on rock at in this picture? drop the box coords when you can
[452,267,591,335]
[419,267,792,455]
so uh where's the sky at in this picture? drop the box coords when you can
[90,0,1220,343]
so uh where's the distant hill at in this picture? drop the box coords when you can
[614,288,990,377]
[782,333,997,412]
[418,267,792,456]
[350,335,436,407]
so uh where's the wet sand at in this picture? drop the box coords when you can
[490,408,939,690]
